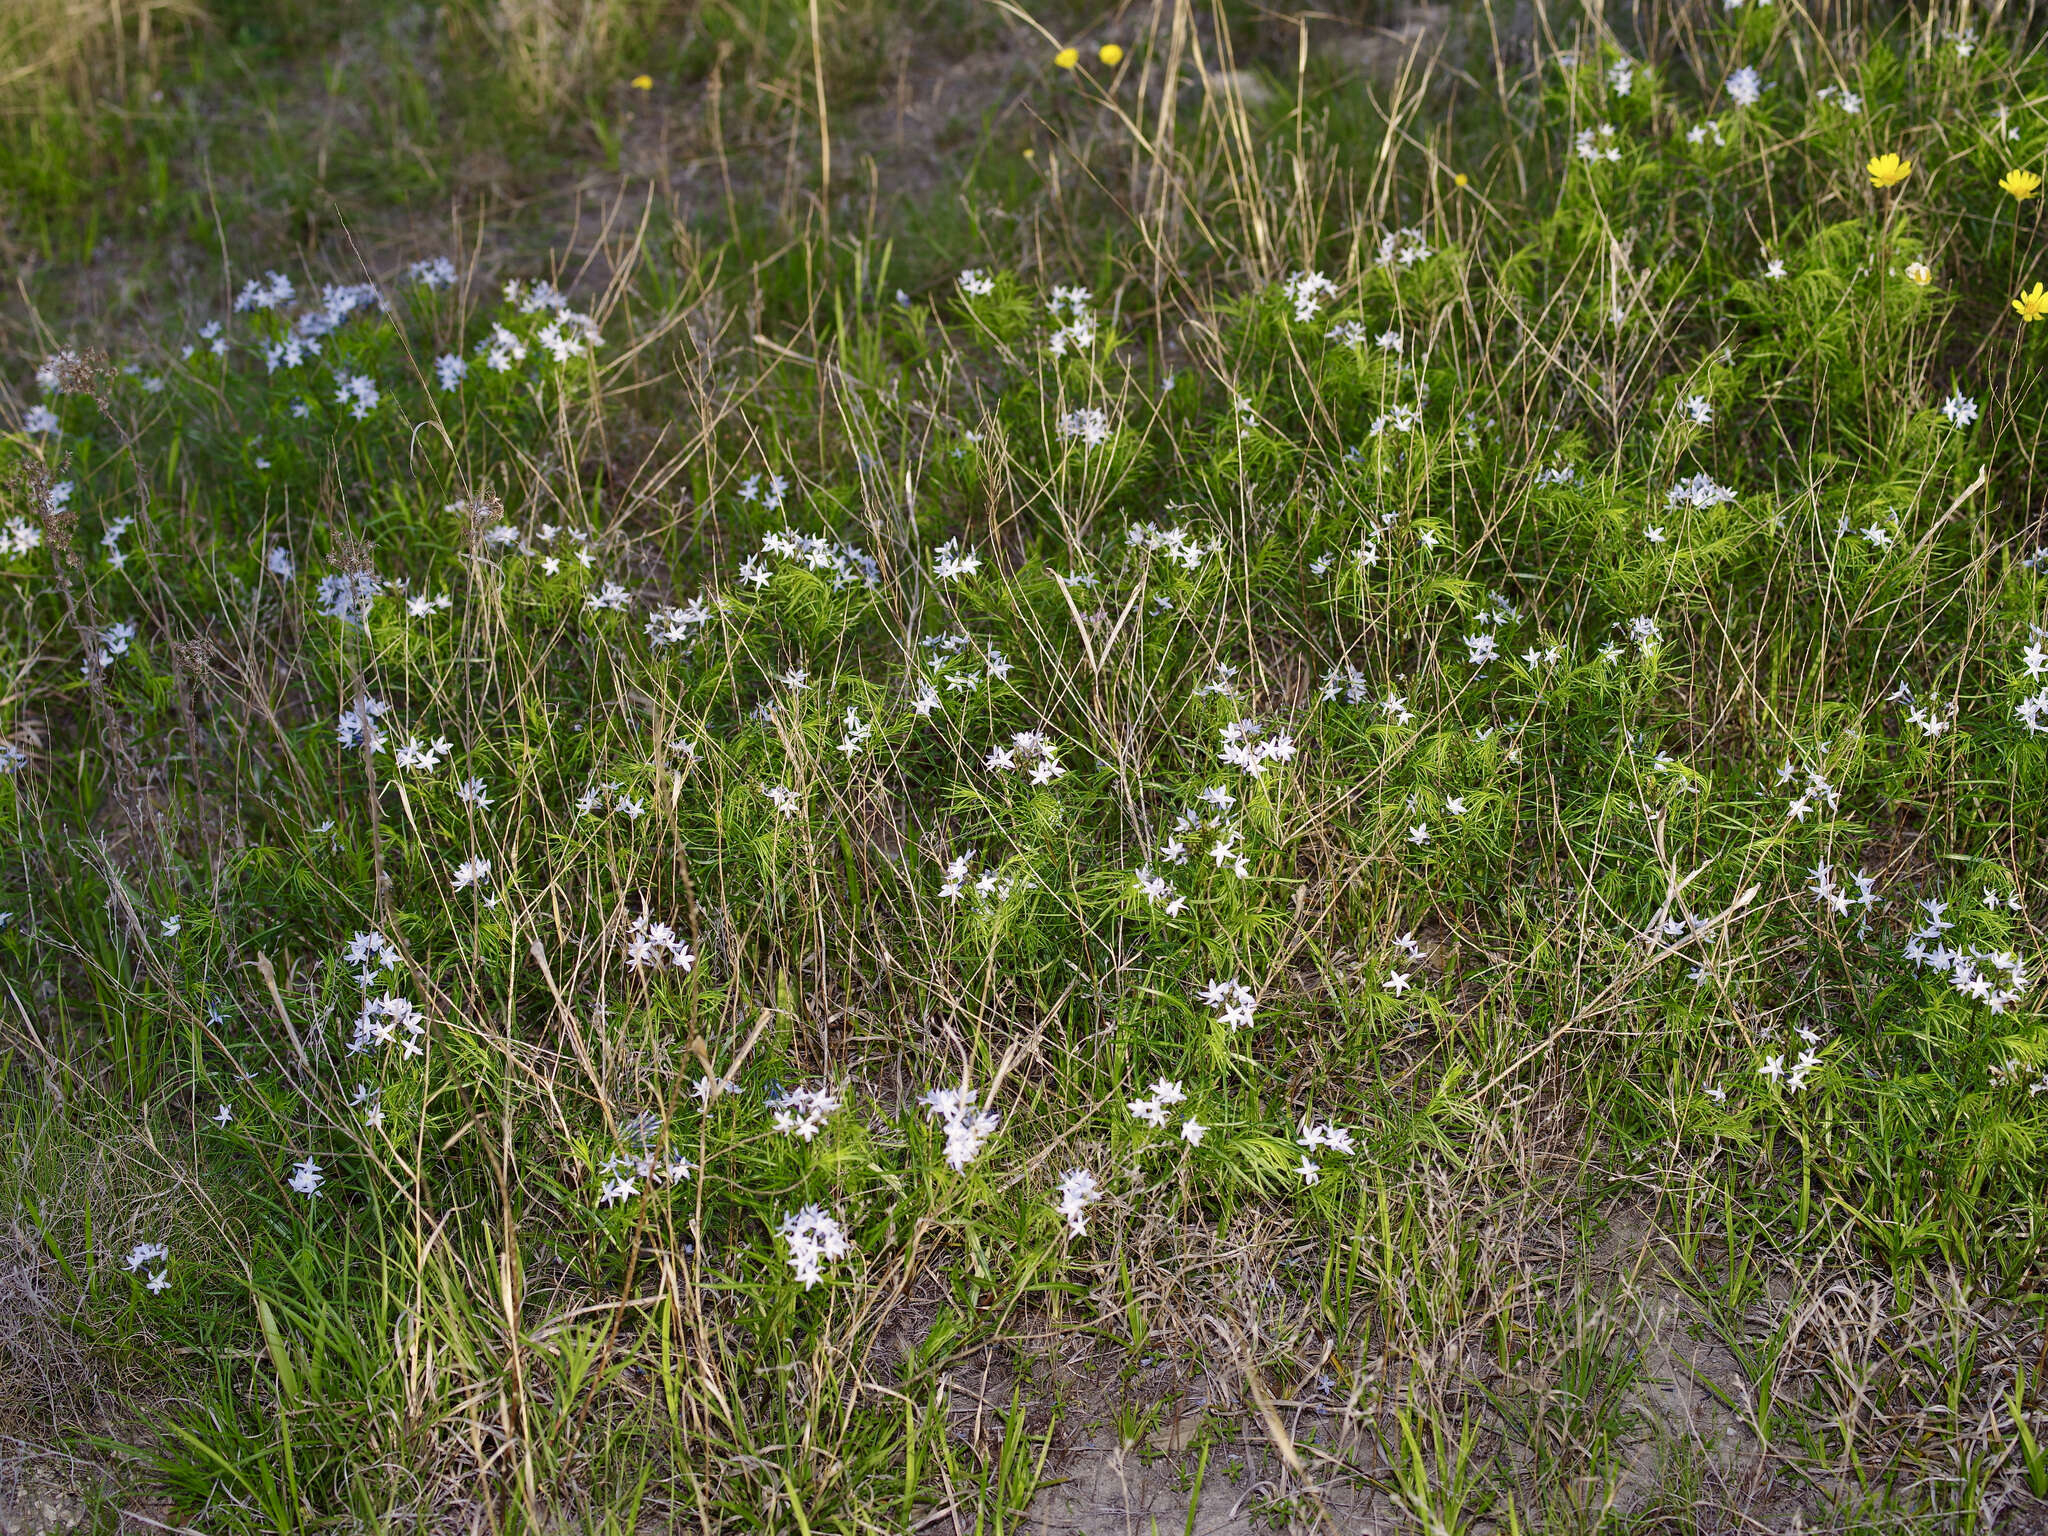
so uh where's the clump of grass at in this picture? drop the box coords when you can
[448,0,652,117]
[0,0,202,110]
[5,0,2048,1531]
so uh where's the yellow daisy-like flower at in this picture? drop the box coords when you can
[629,74,653,90]
[1054,46,1079,69]
[1098,43,1123,65]
[1867,153,1911,188]
[2014,282,2048,323]
[2000,169,2043,200]
[1453,172,1469,187]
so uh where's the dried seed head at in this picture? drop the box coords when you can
[455,493,505,554]
[47,347,111,402]
[13,460,79,577]
[330,534,376,580]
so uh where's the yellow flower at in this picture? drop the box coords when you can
[2000,168,2043,200]
[629,74,653,90]
[1867,153,1911,189]
[1453,172,1469,187]
[2014,282,2048,323]
[1054,47,1079,69]
[1098,43,1123,65]
[1903,261,1932,286]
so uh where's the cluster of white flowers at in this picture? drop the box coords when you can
[779,1205,851,1288]
[1319,664,1372,705]
[534,309,603,363]
[1374,227,1432,268]
[1218,718,1296,778]
[235,271,297,313]
[596,1128,693,1206]
[1127,1076,1185,1128]
[305,284,386,340]
[289,1157,325,1198]
[956,268,995,297]
[1757,1047,1824,1093]
[910,632,1008,714]
[1904,699,1957,739]
[1045,284,1098,356]
[829,707,872,759]
[1367,402,1423,436]
[490,279,605,362]
[1055,1167,1101,1234]
[1056,407,1113,447]
[2016,673,2048,734]
[1840,511,1899,550]
[336,693,391,752]
[1295,1115,1356,1184]
[1575,124,1623,163]
[984,728,1066,784]
[1131,862,1188,915]
[573,780,643,817]
[408,256,457,289]
[262,335,320,373]
[1778,758,1841,822]
[623,913,695,971]
[768,1083,841,1141]
[1726,66,1763,107]
[1197,976,1257,1031]
[317,569,382,625]
[1805,860,1881,918]
[1281,270,1339,324]
[347,993,426,1058]
[931,537,982,580]
[345,927,402,984]
[921,1085,999,1172]
[1902,897,2032,1013]
[392,734,452,773]
[1296,1116,1356,1156]
[124,1241,171,1293]
[82,620,138,677]
[1125,1076,1204,1146]
[1125,520,1213,569]
[646,596,715,647]
[478,323,529,372]
[938,850,1028,905]
[1667,472,1737,509]
[1327,321,1404,352]
[1311,542,1367,578]
[1139,785,1243,899]
[736,470,792,511]
[97,514,134,571]
[754,523,880,590]
[333,372,381,419]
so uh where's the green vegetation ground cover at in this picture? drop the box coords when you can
[6,0,2048,1531]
